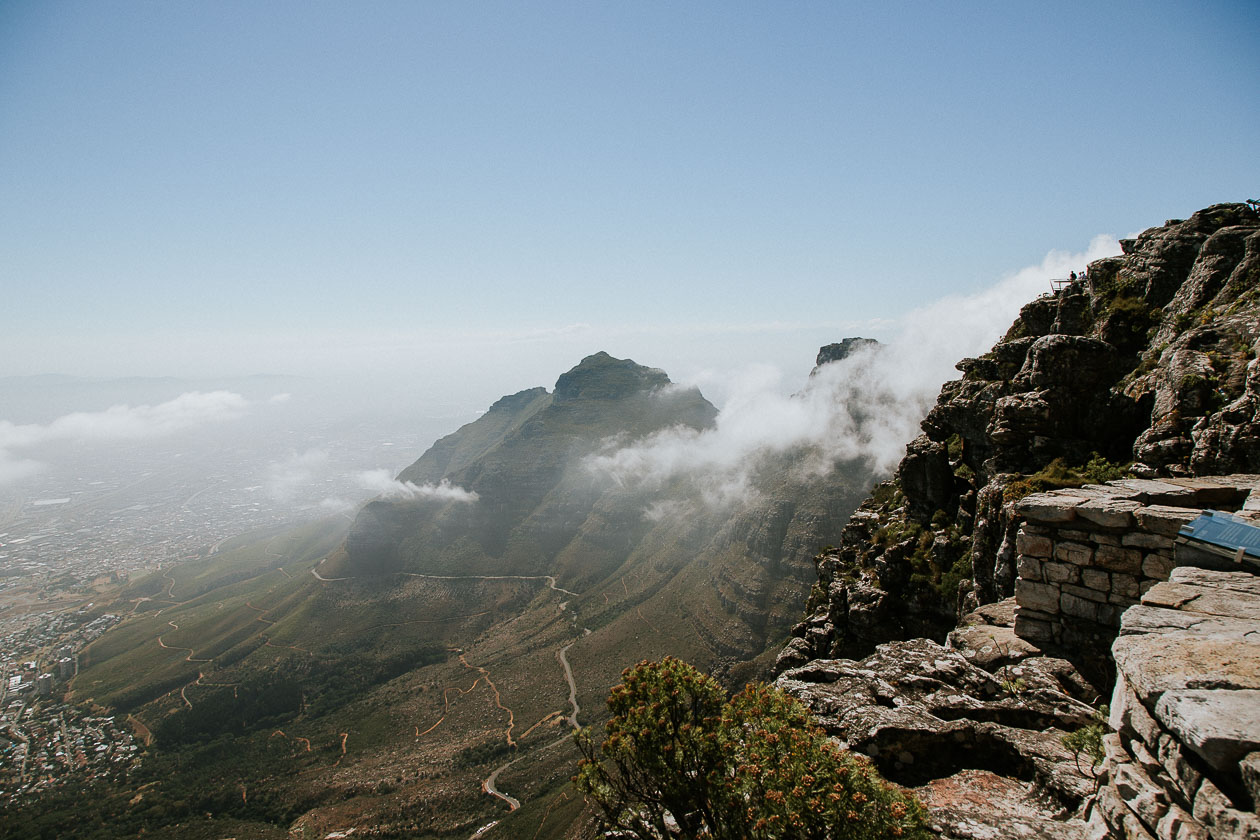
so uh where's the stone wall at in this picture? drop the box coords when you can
[1002,474,1259,840]
[1010,476,1257,653]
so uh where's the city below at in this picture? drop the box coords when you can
[0,394,443,804]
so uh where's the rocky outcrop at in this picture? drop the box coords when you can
[1094,566,1260,840]
[781,481,1260,839]
[777,202,1260,838]
[813,337,880,371]
[780,203,1260,668]
[777,603,1101,838]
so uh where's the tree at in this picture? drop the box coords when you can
[574,657,931,839]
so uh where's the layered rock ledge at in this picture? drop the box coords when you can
[1095,566,1260,840]
[779,476,1260,838]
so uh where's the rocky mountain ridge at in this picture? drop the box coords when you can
[775,202,1260,839]
[779,202,1260,667]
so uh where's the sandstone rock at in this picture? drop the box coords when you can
[1077,498,1144,529]
[777,637,1098,821]
[1118,605,1260,640]
[1142,581,1260,621]
[1241,752,1260,815]
[1153,690,1260,777]
[1192,778,1260,840]
[1126,532,1176,550]
[1168,566,1260,596]
[1158,733,1205,805]
[1016,579,1061,613]
[1111,672,1163,748]
[1136,506,1202,537]
[1112,634,1260,703]
[1096,544,1144,574]
[1018,531,1055,558]
[1156,805,1209,840]
[1019,493,1083,524]
[1112,759,1172,830]
[1098,783,1159,840]
[918,769,1091,839]
[1144,554,1178,580]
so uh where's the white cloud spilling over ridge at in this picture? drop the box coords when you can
[0,391,251,486]
[354,469,479,503]
[587,235,1122,509]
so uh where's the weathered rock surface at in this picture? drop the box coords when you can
[777,203,1260,838]
[780,203,1260,672]
[776,623,1101,837]
[1103,565,1260,840]
[917,769,1090,840]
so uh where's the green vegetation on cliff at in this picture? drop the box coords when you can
[576,657,930,840]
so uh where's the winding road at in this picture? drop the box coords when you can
[156,621,212,663]
[308,560,581,600]
[478,637,583,815]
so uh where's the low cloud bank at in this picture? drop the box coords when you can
[0,391,251,486]
[265,449,330,502]
[354,469,479,503]
[587,235,1121,508]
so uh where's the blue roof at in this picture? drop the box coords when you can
[1178,510,1260,558]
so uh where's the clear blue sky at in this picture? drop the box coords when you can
[2,1,1257,407]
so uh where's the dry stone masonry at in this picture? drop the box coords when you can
[1007,474,1260,840]
[1011,476,1258,655]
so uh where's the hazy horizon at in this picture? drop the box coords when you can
[2,1,1258,494]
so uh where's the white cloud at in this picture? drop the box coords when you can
[586,235,1123,509]
[0,391,252,486]
[0,454,44,486]
[267,392,292,404]
[353,469,479,503]
[265,449,330,501]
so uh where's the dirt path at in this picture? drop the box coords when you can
[309,563,349,582]
[458,654,516,746]
[636,606,660,634]
[557,643,580,729]
[157,621,212,663]
[400,572,579,598]
[414,677,483,739]
[531,791,573,840]
[126,714,153,746]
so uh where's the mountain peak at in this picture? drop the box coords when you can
[553,351,671,402]
[815,338,880,368]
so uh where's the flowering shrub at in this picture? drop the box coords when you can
[574,657,931,839]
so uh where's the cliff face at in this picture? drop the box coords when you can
[779,203,1260,667]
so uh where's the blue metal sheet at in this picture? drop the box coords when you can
[1178,510,1260,558]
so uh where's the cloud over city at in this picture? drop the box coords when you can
[0,391,251,486]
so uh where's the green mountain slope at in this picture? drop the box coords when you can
[43,349,879,839]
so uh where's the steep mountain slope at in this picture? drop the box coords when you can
[59,349,880,838]
[779,202,1260,668]
[335,352,717,580]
